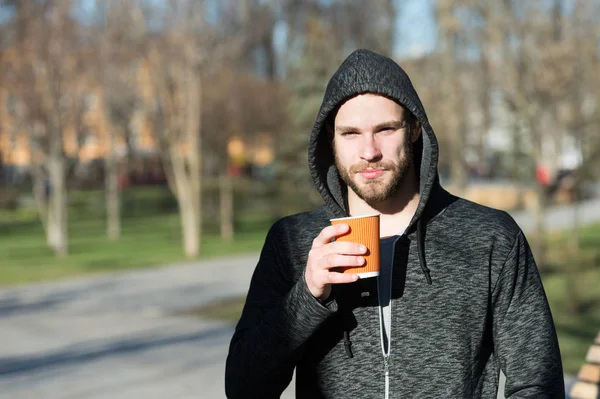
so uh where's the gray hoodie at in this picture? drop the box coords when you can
[225,49,564,398]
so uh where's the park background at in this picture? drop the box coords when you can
[0,0,599,397]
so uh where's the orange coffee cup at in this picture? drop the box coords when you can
[330,213,380,278]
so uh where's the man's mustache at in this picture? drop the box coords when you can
[349,162,396,174]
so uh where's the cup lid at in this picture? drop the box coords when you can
[330,213,380,222]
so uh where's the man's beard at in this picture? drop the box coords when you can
[334,138,414,205]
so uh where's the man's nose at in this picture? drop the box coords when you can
[358,135,382,161]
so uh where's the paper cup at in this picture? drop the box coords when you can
[330,214,380,278]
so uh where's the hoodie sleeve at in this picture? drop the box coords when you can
[225,221,337,399]
[492,230,564,398]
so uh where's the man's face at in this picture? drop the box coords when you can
[332,94,419,205]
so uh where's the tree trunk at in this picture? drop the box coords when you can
[146,37,203,259]
[525,119,549,269]
[568,176,581,253]
[436,2,467,193]
[381,0,396,56]
[564,196,581,313]
[531,182,547,270]
[220,174,234,241]
[170,146,200,258]
[450,122,467,191]
[479,56,492,164]
[105,152,121,240]
[177,183,200,258]
[32,164,49,236]
[186,71,202,256]
[47,151,68,257]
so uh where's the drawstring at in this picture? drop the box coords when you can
[416,218,432,285]
[342,298,354,358]
[343,329,353,358]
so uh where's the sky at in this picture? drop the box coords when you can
[394,0,437,59]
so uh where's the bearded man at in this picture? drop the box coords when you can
[225,49,564,399]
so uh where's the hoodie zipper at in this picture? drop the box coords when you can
[384,355,390,399]
[379,235,399,399]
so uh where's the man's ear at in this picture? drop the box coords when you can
[411,121,422,143]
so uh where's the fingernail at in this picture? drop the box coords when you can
[360,245,367,252]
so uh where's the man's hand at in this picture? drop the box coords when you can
[305,223,367,302]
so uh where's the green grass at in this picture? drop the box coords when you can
[0,182,309,286]
[542,223,600,375]
[182,297,248,323]
[543,271,600,375]
[0,210,271,286]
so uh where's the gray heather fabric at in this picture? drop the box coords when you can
[225,49,564,398]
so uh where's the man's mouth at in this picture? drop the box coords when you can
[357,168,385,179]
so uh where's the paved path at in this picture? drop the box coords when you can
[511,198,600,233]
[1,199,598,398]
[0,255,284,399]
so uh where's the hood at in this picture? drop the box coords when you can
[308,48,441,233]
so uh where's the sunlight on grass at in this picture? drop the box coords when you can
[542,223,600,375]
[0,211,270,286]
[183,297,247,324]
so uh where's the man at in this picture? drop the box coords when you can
[225,49,564,398]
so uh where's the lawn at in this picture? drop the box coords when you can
[0,209,272,286]
[193,223,600,376]
[543,223,600,375]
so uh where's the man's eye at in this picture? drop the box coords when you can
[341,132,358,136]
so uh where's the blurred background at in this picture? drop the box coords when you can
[0,0,599,398]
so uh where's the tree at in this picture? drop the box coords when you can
[5,0,87,257]
[465,0,600,266]
[434,0,469,191]
[138,0,245,257]
[203,66,286,238]
[145,34,203,256]
[281,16,343,208]
[94,0,139,241]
